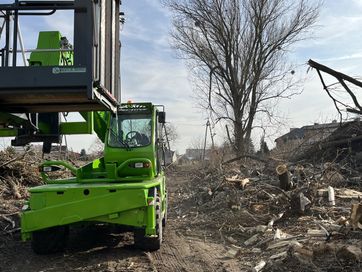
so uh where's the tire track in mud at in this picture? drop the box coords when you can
[147,169,242,272]
[150,228,241,272]
[152,231,194,271]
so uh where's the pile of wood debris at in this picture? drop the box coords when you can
[0,147,43,199]
[0,147,44,240]
[170,157,362,271]
[0,146,77,240]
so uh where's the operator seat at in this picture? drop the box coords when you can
[139,134,150,145]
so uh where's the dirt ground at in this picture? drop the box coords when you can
[2,162,361,272]
[0,167,242,272]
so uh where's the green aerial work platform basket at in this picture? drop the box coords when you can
[0,0,121,113]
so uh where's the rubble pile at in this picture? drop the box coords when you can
[170,157,362,271]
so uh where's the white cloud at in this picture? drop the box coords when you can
[318,53,362,63]
[121,46,207,152]
[43,11,74,41]
[352,0,362,8]
[143,0,171,17]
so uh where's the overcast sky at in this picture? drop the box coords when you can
[2,0,362,153]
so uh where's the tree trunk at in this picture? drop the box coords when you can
[233,114,244,155]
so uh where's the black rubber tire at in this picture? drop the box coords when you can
[31,226,68,255]
[134,196,163,251]
[162,190,168,228]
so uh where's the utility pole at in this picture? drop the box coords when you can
[208,121,215,149]
[163,124,171,150]
[202,120,210,161]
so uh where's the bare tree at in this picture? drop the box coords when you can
[88,137,104,157]
[164,0,320,155]
[164,123,178,144]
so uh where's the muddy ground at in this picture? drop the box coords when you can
[0,166,242,272]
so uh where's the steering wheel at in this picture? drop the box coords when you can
[125,131,141,143]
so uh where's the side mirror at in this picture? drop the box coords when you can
[158,112,166,123]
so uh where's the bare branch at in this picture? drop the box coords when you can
[308,59,362,121]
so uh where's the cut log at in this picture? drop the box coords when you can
[225,236,238,244]
[322,170,344,184]
[274,228,281,240]
[338,189,362,199]
[226,245,241,258]
[267,212,284,228]
[307,229,327,237]
[244,234,259,246]
[276,164,292,191]
[269,251,288,260]
[318,188,362,200]
[225,177,250,189]
[267,240,302,250]
[312,242,337,256]
[290,192,311,214]
[350,203,362,230]
[295,165,306,183]
[335,216,348,226]
[253,260,266,272]
[292,244,314,259]
[241,178,250,189]
[328,186,335,206]
[337,245,362,262]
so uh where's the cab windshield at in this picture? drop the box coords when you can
[108,114,152,148]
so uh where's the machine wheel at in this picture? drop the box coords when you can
[31,226,68,254]
[134,196,163,251]
[162,190,168,228]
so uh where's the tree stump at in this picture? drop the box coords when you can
[276,164,292,191]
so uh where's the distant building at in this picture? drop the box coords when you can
[288,119,362,161]
[164,150,177,165]
[185,149,203,161]
[275,121,341,150]
[183,148,212,161]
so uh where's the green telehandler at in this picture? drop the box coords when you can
[0,1,167,253]
[23,101,168,254]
